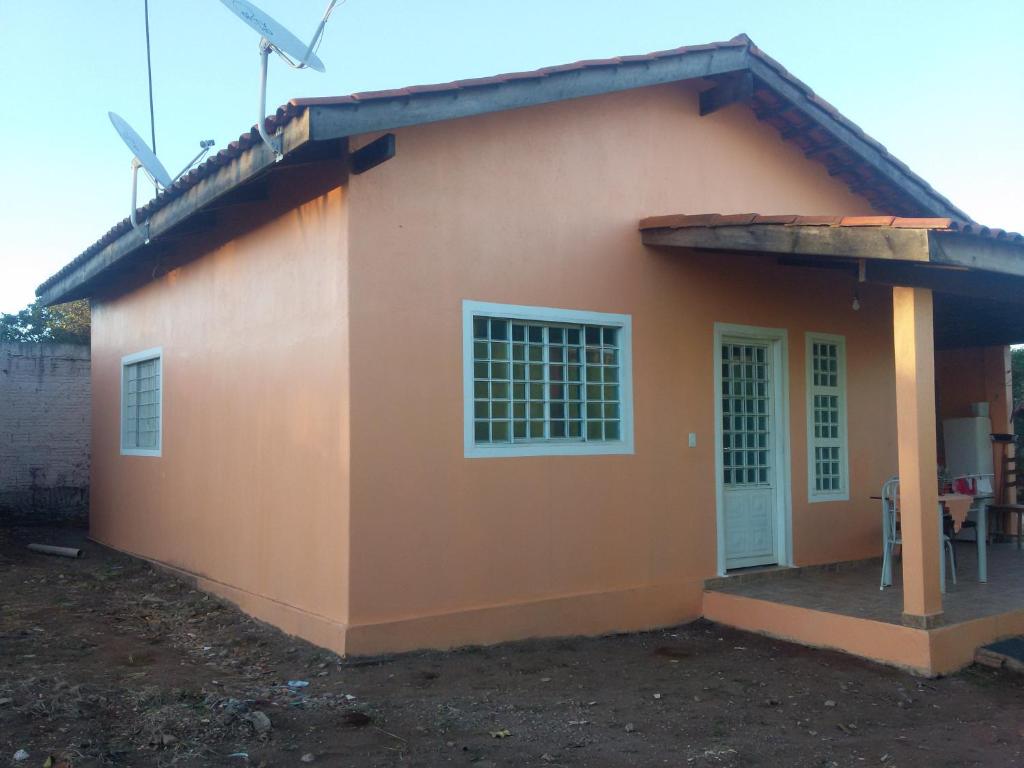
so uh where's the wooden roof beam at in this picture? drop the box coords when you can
[641,223,930,263]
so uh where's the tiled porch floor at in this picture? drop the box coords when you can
[707,542,1024,626]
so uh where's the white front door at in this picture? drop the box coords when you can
[720,336,778,569]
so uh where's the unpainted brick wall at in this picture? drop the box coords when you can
[0,342,90,523]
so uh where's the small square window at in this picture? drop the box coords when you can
[121,348,162,457]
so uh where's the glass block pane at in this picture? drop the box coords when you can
[470,315,624,446]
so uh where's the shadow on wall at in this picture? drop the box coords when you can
[0,485,89,526]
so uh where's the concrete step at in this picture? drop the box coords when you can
[975,637,1024,672]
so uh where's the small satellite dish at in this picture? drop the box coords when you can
[221,0,326,73]
[109,111,173,188]
[220,0,340,158]
[109,111,216,242]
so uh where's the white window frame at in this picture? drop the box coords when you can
[805,333,848,502]
[462,300,634,458]
[120,347,163,457]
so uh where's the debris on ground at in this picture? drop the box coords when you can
[2,525,1024,766]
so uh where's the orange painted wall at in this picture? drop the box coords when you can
[90,175,351,650]
[89,80,912,656]
[342,81,894,651]
[936,346,1012,432]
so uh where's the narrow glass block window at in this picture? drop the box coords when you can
[721,342,772,486]
[806,335,847,500]
[464,302,633,457]
[121,350,162,456]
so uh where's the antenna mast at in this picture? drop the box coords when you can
[144,0,157,172]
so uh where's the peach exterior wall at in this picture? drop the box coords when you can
[936,346,1012,438]
[90,184,351,653]
[342,81,897,653]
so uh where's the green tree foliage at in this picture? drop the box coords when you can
[0,299,90,345]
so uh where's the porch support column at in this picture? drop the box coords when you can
[893,286,944,628]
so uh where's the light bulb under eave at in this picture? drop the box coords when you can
[852,293,861,311]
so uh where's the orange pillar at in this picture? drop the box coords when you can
[893,287,943,627]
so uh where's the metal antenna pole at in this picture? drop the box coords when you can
[257,42,283,159]
[144,0,157,158]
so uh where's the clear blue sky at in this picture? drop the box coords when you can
[1,0,1021,313]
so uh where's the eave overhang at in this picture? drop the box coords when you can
[39,36,974,306]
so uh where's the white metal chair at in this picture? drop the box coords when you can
[880,476,956,591]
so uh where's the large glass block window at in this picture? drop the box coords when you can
[473,317,620,444]
[121,350,162,455]
[464,302,632,457]
[721,342,772,486]
[807,335,847,499]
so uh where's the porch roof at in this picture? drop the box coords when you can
[639,214,1024,349]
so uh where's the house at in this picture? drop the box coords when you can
[38,35,1024,676]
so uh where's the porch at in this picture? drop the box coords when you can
[703,543,1024,675]
[640,213,1024,675]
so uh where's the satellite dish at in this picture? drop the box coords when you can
[221,0,326,73]
[109,111,173,188]
[109,111,215,242]
[220,0,340,158]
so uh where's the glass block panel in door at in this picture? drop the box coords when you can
[721,342,772,487]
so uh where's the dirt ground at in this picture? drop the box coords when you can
[2,527,1024,767]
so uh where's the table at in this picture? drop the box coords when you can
[876,492,990,590]
[951,494,991,583]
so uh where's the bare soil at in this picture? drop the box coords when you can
[2,526,1024,767]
